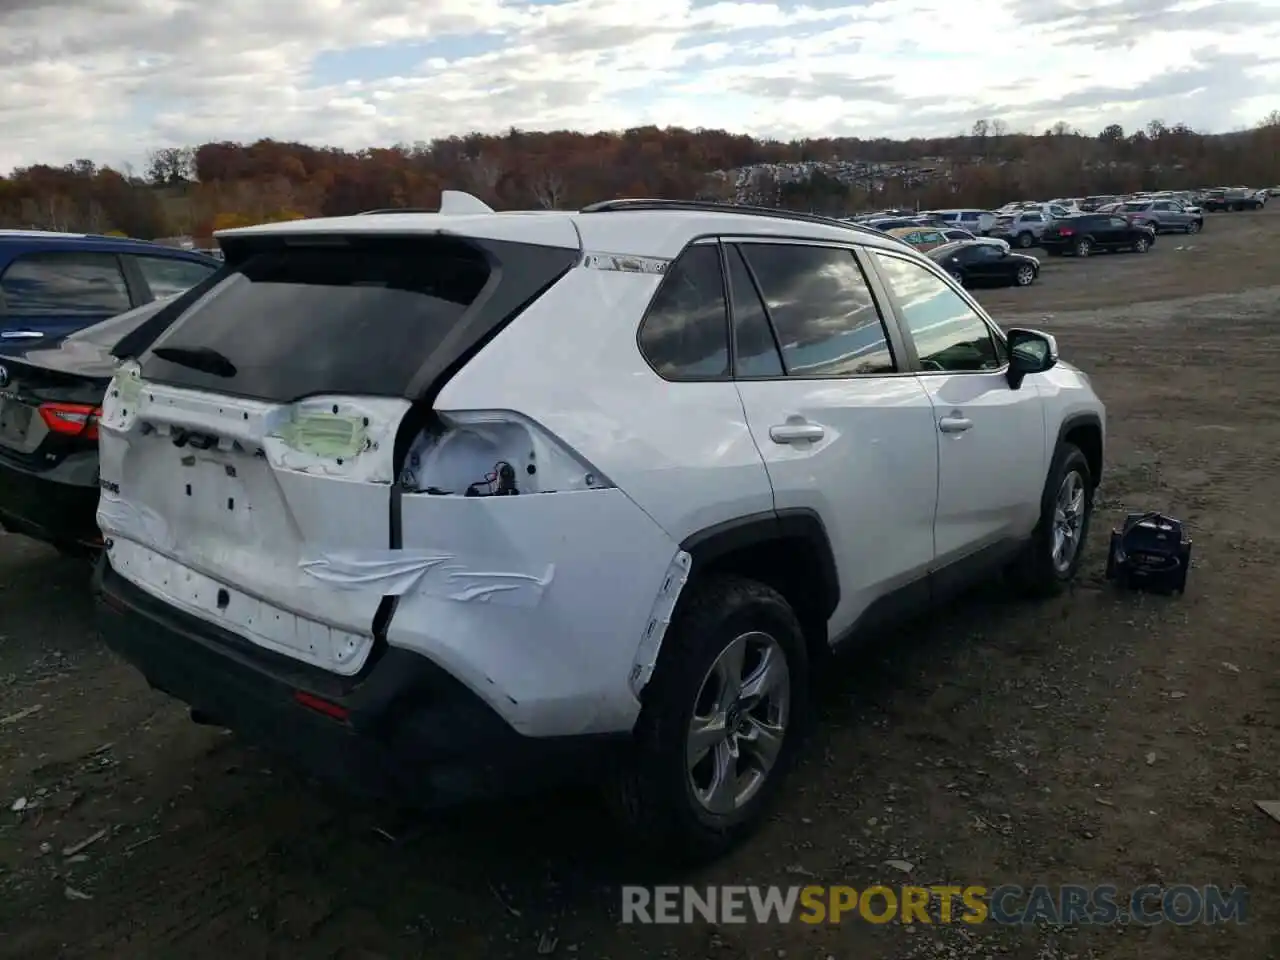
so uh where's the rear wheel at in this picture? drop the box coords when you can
[1074,237,1092,257]
[612,576,810,864]
[1016,232,1034,249]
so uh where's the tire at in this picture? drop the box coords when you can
[1133,235,1150,253]
[1186,220,1201,234]
[611,575,810,864]
[1015,264,1036,286]
[1074,237,1092,257]
[949,269,965,286]
[1008,443,1094,598]
[1016,232,1034,249]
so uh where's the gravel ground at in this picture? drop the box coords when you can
[1,208,1278,960]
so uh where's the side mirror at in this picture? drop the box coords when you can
[1006,328,1058,389]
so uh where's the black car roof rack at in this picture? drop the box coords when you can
[578,199,880,238]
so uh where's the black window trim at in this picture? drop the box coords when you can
[722,235,911,381]
[0,248,134,318]
[864,248,1009,377]
[634,237,733,384]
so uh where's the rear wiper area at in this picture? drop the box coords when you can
[151,345,237,378]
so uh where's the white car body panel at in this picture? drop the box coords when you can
[735,375,939,635]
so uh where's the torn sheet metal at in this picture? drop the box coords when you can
[628,549,692,695]
[299,549,554,607]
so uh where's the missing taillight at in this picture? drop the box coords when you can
[39,402,102,441]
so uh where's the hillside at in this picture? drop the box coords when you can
[1,117,1277,241]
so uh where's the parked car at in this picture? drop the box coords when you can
[939,228,1011,252]
[885,226,951,251]
[0,231,220,353]
[93,196,1104,861]
[1039,214,1155,256]
[927,240,1040,288]
[923,209,998,235]
[0,297,178,552]
[1117,199,1203,234]
[1202,188,1263,212]
[1079,196,1118,212]
[988,211,1052,248]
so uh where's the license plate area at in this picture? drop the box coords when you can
[0,399,33,449]
[173,453,255,538]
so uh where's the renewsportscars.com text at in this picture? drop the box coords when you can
[621,884,1248,926]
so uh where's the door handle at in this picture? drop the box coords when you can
[938,415,973,434]
[0,330,44,340]
[769,422,825,444]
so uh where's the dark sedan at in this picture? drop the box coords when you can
[1039,214,1155,256]
[927,241,1039,288]
[0,298,170,553]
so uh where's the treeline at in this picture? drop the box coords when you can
[1,114,1277,241]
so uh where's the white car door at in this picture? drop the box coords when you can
[865,249,1047,568]
[727,239,939,636]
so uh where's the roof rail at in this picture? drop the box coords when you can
[578,199,880,237]
[358,207,437,215]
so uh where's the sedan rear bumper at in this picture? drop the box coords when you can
[0,450,101,548]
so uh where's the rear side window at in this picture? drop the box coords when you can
[960,212,979,222]
[0,251,130,316]
[140,239,494,401]
[738,243,896,377]
[131,255,218,299]
[637,244,729,380]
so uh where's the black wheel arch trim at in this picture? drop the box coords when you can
[679,508,840,620]
[1056,412,1104,487]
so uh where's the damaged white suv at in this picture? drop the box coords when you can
[94,194,1105,861]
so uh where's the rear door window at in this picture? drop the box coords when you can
[0,251,131,316]
[139,238,496,401]
[636,244,729,380]
[131,255,218,299]
[737,243,896,377]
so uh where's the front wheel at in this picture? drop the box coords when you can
[1186,220,1201,234]
[1016,232,1034,248]
[1015,264,1036,286]
[1008,443,1094,598]
[1134,235,1150,253]
[612,576,810,864]
[949,269,966,286]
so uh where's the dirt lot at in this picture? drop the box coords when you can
[2,208,1279,959]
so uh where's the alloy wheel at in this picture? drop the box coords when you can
[1051,470,1086,573]
[1016,265,1035,286]
[686,631,791,815]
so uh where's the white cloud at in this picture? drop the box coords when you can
[0,0,1277,174]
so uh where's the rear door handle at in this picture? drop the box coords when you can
[769,422,825,444]
[0,330,44,340]
[938,415,973,434]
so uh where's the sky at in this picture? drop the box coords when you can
[1,0,1279,175]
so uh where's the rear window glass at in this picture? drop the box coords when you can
[0,251,130,316]
[139,240,491,401]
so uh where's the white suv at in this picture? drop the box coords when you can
[93,194,1105,861]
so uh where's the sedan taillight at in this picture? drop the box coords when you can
[39,402,101,441]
